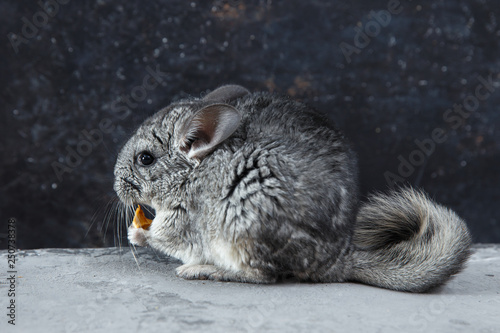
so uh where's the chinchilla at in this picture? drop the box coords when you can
[113,84,471,292]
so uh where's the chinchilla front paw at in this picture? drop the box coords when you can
[175,264,219,280]
[127,226,149,247]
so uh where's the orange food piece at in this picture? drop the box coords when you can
[132,205,153,229]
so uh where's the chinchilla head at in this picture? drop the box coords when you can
[113,85,249,210]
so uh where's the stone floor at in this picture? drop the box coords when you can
[1,244,499,333]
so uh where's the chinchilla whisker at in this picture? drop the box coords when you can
[85,195,116,244]
[142,204,156,219]
[129,244,143,272]
[115,200,129,250]
[109,200,119,249]
[101,199,117,243]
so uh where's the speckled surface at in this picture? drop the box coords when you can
[0,245,499,332]
[1,0,499,248]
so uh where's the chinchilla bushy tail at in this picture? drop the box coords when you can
[349,187,472,292]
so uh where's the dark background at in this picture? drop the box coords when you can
[1,0,499,249]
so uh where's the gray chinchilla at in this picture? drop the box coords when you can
[114,85,471,292]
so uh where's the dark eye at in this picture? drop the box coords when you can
[137,151,155,166]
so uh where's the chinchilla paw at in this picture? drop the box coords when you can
[175,264,218,280]
[127,226,148,247]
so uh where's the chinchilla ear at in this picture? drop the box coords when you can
[180,104,241,159]
[202,85,250,103]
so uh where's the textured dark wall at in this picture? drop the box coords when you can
[1,0,499,249]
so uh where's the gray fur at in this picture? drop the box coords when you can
[114,85,472,292]
[201,84,250,103]
[352,188,471,292]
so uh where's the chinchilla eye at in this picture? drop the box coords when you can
[137,151,155,166]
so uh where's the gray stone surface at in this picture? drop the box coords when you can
[1,245,499,333]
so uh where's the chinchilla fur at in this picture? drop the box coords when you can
[113,85,471,292]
